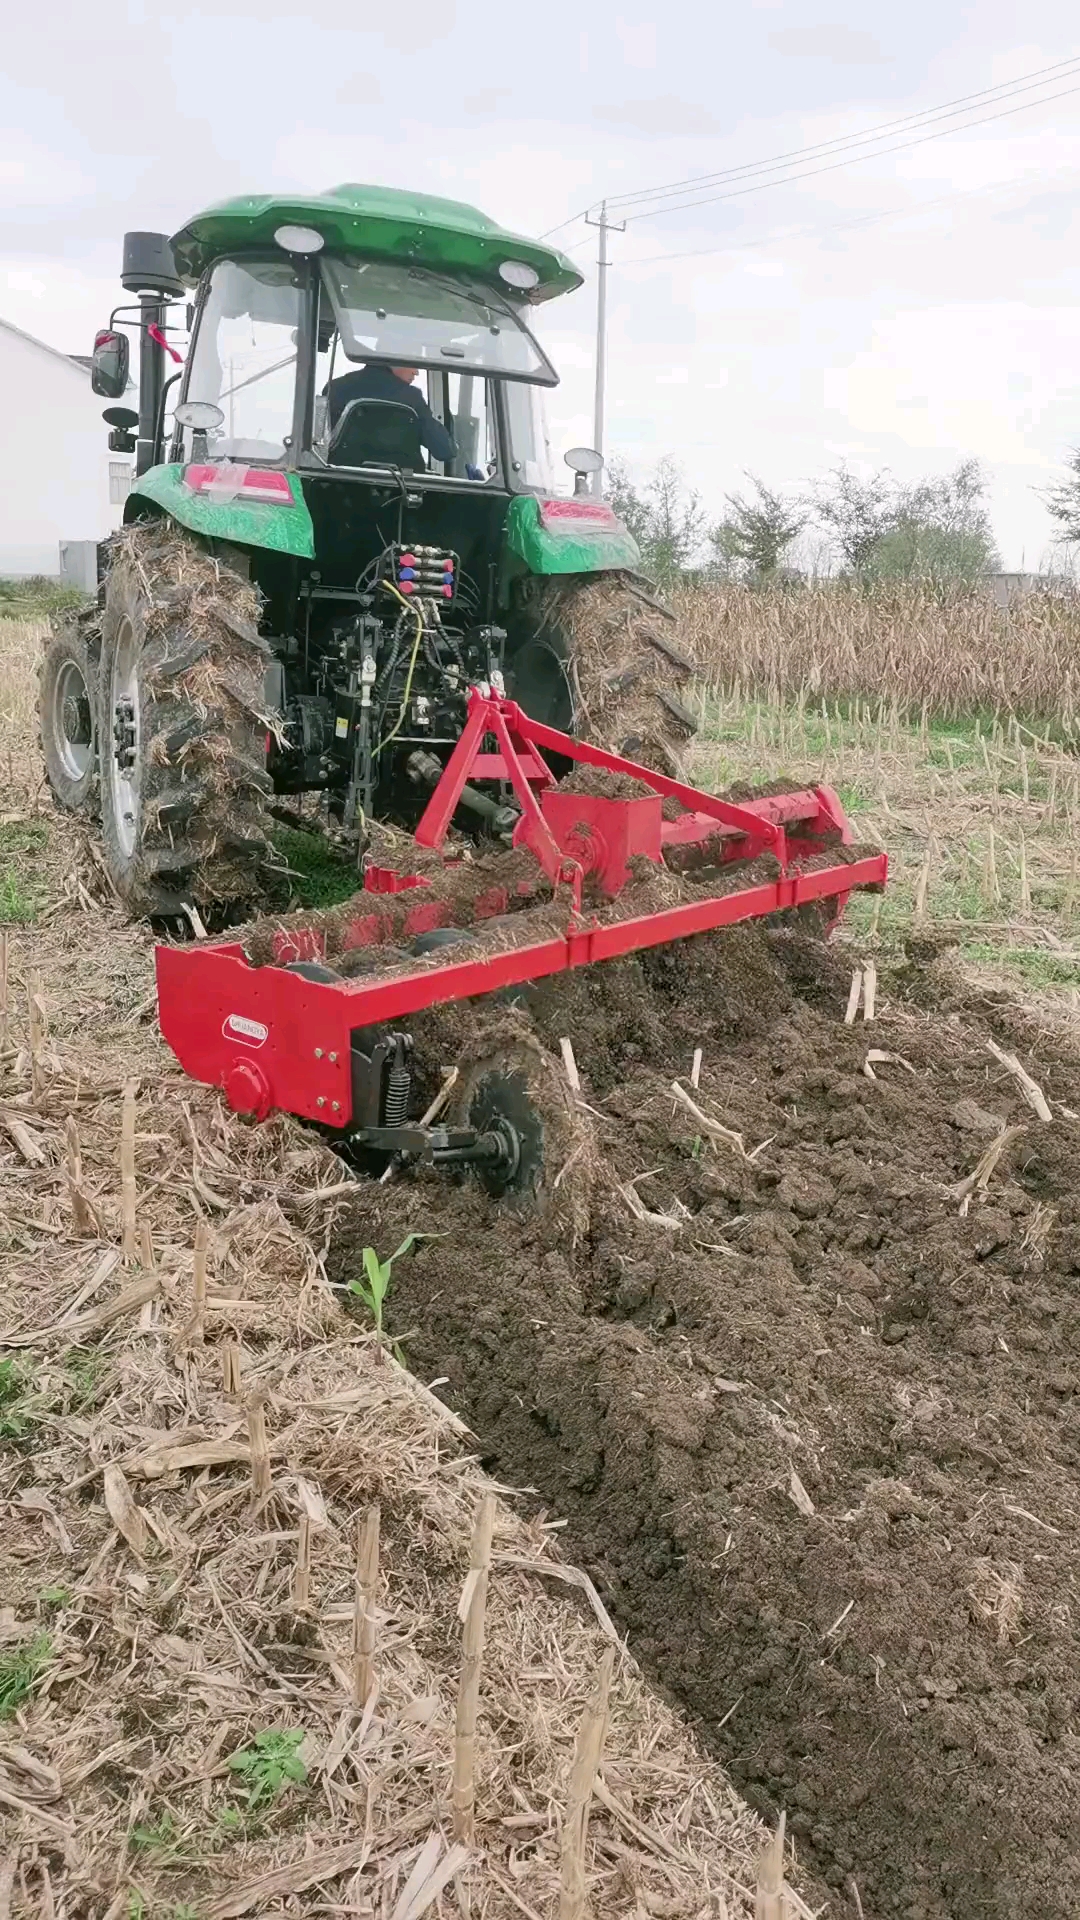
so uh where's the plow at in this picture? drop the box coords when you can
[39,178,887,1191]
[157,687,886,1193]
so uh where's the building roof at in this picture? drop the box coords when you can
[0,315,91,378]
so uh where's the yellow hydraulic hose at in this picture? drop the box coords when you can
[373,580,425,759]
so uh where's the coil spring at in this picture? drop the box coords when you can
[385,1061,411,1127]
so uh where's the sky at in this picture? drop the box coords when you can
[2,2,1079,568]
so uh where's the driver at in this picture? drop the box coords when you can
[326,362,455,466]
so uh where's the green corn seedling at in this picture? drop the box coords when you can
[349,1233,439,1363]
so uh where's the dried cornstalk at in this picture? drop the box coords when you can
[28,973,45,1100]
[670,1081,749,1157]
[103,1463,148,1560]
[950,1123,1025,1210]
[0,930,8,1054]
[755,1811,791,1920]
[862,962,877,1023]
[292,1514,312,1612]
[559,1038,581,1096]
[245,1395,272,1504]
[120,1080,137,1259]
[981,827,1000,907]
[559,1646,615,1920]
[63,1117,99,1236]
[690,1046,703,1090]
[1019,832,1031,916]
[138,1220,154,1270]
[913,840,933,926]
[844,970,863,1025]
[453,1492,496,1843]
[986,1039,1052,1124]
[221,1338,242,1397]
[190,1219,208,1345]
[352,1503,380,1707]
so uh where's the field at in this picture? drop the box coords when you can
[5,588,1080,1920]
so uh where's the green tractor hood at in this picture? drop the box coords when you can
[170,183,582,302]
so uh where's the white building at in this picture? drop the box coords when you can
[0,317,131,579]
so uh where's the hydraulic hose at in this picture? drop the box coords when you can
[374,581,425,760]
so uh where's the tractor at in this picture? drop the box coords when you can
[38,182,886,1200]
[38,182,697,916]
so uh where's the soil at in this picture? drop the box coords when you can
[326,926,1080,1920]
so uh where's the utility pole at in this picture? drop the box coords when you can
[585,201,625,496]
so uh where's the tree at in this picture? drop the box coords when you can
[1044,451,1080,543]
[607,456,708,585]
[815,465,896,575]
[709,474,806,583]
[816,458,999,584]
[873,460,999,585]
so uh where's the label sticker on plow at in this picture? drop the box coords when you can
[223,1013,269,1048]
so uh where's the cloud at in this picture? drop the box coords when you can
[6,268,45,297]
[594,95,724,138]
[462,88,512,116]
[334,72,383,107]
[769,24,890,65]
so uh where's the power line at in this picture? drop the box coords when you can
[537,52,1080,239]
[624,78,1080,222]
[619,167,1063,268]
[603,53,1080,214]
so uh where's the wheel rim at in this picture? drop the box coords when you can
[50,658,93,782]
[108,617,141,859]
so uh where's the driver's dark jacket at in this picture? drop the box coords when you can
[325,364,455,464]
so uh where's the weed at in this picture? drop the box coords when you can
[349,1233,439,1361]
[0,1357,31,1439]
[272,825,358,909]
[39,1585,72,1613]
[168,1906,201,1919]
[226,1728,308,1807]
[64,1347,105,1411]
[126,1894,146,1920]
[212,1804,245,1841]
[0,1632,52,1718]
[130,1811,185,1858]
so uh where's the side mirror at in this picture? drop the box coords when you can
[564,446,604,476]
[91,329,130,399]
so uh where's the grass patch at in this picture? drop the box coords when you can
[0,1632,52,1718]
[0,819,48,925]
[691,691,1080,1002]
[272,825,360,909]
[0,1356,35,1439]
[0,576,87,618]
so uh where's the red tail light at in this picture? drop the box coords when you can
[182,464,295,505]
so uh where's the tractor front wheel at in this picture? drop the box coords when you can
[39,618,98,814]
[98,523,274,916]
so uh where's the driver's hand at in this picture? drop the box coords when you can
[465,464,484,481]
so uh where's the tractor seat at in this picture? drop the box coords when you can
[328,398,424,471]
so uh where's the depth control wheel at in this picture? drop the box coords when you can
[463,1065,544,1200]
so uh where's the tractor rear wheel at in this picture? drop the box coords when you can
[510,572,698,777]
[97,522,273,916]
[39,617,98,814]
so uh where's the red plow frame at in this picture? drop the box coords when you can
[156,690,887,1130]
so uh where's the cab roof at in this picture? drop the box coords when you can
[170,182,583,303]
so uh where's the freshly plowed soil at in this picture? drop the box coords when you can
[329,927,1080,1919]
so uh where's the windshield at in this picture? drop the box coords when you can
[182,258,302,461]
[321,258,557,385]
